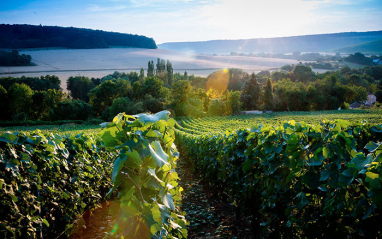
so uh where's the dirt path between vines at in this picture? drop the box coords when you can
[69,156,251,239]
[177,157,252,239]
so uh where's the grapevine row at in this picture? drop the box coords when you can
[175,118,382,238]
[1,111,187,238]
[0,131,114,238]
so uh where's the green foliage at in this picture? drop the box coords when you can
[185,97,204,118]
[175,116,382,238]
[67,76,96,102]
[375,90,382,102]
[227,68,249,91]
[148,61,155,77]
[109,97,144,118]
[0,75,61,91]
[349,85,368,102]
[101,71,128,82]
[50,100,93,121]
[273,76,363,111]
[0,80,65,121]
[143,95,166,114]
[167,60,174,85]
[271,71,287,82]
[8,83,33,118]
[344,52,374,66]
[240,73,261,110]
[0,24,157,49]
[142,77,167,99]
[263,78,274,111]
[292,65,316,83]
[0,131,113,238]
[30,89,64,120]
[172,80,191,103]
[0,85,8,120]
[156,58,166,75]
[207,99,225,116]
[172,80,192,117]
[99,111,187,238]
[89,80,131,117]
[191,88,209,112]
[140,68,145,80]
[274,79,309,111]
[0,124,101,135]
[257,70,271,78]
[0,50,32,66]
[223,90,241,115]
[281,64,294,72]
[370,65,382,81]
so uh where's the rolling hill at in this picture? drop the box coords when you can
[334,39,382,55]
[158,31,382,54]
[0,24,157,50]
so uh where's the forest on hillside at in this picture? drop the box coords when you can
[0,24,157,49]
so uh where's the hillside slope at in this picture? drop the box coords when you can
[159,31,382,54]
[335,39,382,54]
[0,24,157,49]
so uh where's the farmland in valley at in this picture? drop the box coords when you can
[0,48,298,90]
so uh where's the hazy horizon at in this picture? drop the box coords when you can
[1,0,382,44]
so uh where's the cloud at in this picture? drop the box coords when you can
[87,4,127,12]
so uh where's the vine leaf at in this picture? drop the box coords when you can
[149,141,169,168]
[365,141,382,153]
[134,110,170,124]
[350,153,373,170]
[161,192,175,210]
[112,154,127,184]
[98,124,126,150]
[295,192,309,209]
[0,132,18,143]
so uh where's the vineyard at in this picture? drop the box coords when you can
[1,109,382,238]
[175,109,382,238]
[0,124,101,135]
[0,111,186,238]
[177,109,382,135]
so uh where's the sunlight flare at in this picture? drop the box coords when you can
[206,69,229,98]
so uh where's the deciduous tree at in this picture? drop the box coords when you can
[240,73,261,110]
[8,83,33,118]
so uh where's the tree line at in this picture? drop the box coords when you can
[1,59,381,124]
[0,24,157,49]
[240,64,382,112]
[0,50,33,66]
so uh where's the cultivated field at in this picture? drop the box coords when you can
[0,48,298,90]
[175,108,382,238]
[0,124,101,135]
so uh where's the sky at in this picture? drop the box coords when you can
[1,0,382,44]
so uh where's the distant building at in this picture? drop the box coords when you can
[365,94,377,107]
[350,102,361,109]
[373,59,382,65]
